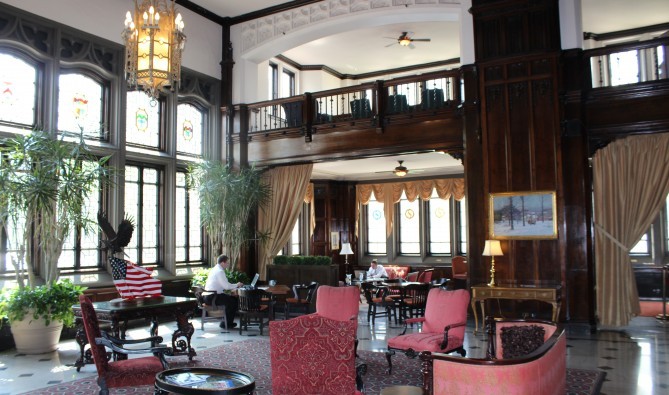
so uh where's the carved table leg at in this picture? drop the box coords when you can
[74,327,88,372]
[173,311,196,360]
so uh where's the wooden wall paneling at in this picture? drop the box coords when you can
[508,80,532,190]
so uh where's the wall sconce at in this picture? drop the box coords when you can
[482,240,503,287]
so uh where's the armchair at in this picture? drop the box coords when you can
[285,281,319,319]
[315,285,360,322]
[192,286,228,330]
[78,295,170,395]
[451,256,467,289]
[386,288,469,374]
[270,314,363,395]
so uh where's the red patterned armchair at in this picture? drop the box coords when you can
[78,295,170,395]
[270,314,363,395]
[419,318,566,395]
[386,288,469,374]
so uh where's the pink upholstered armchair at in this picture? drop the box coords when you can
[315,285,360,321]
[386,288,469,374]
[78,295,170,395]
[419,318,566,395]
[270,314,363,395]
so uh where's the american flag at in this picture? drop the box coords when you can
[110,257,162,299]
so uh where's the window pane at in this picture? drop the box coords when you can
[0,53,37,130]
[399,192,420,254]
[630,233,649,255]
[291,217,300,255]
[58,73,105,139]
[175,171,203,263]
[610,50,639,86]
[176,103,203,156]
[281,70,294,98]
[124,165,161,265]
[429,190,451,254]
[367,196,386,254]
[126,91,160,148]
[459,198,467,254]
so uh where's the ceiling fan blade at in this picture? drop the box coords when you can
[385,42,398,47]
[383,37,398,40]
[408,43,416,49]
[411,39,431,42]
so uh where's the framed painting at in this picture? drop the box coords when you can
[330,231,339,250]
[489,191,557,239]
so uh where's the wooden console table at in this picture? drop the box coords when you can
[470,284,561,334]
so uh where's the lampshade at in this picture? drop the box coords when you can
[123,0,186,100]
[340,242,353,255]
[482,240,503,256]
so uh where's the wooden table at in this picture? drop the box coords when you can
[73,296,198,370]
[470,284,561,334]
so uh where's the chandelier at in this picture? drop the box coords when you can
[123,0,186,100]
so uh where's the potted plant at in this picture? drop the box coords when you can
[0,131,110,354]
[188,160,271,270]
[190,267,251,288]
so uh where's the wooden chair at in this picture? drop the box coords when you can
[451,256,468,289]
[418,268,434,283]
[361,283,396,325]
[386,288,469,374]
[285,282,318,320]
[237,288,273,335]
[78,295,170,395]
[398,282,431,322]
[192,286,228,330]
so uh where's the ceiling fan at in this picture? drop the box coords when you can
[375,160,426,177]
[385,32,431,49]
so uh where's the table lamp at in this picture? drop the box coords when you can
[482,240,503,287]
[340,242,354,271]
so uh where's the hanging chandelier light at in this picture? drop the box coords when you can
[122,0,186,100]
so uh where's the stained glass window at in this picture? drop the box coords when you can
[429,190,451,254]
[126,91,160,149]
[399,192,420,254]
[124,164,161,265]
[0,53,37,132]
[58,73,105,139]
[366,195,386,255]
[58,161,102,269]
[176,103,203,156]
[175,170,203,263]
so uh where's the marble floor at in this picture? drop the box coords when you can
[0,306,667,394]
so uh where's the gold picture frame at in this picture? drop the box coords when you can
[330,231,340,250]
[489,191,557,239]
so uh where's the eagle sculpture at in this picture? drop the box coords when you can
[97,212,135,255]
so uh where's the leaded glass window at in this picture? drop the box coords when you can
[366,195,386,255]
[175,170,203,263]
[0,53,37,132]
[429,190,451,254]
[58,73,105,140]
[399,192,420,255]
[176,103,203,157]
[124,164,161,265]
[126,91,160,149]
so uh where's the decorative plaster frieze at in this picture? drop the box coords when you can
[239,0,460,53]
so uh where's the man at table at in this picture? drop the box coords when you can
[367,259,388,279]
[204,255,244,329]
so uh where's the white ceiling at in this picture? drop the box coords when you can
[188,0,669,181]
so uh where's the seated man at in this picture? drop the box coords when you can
[367,259,388,279]
[204,254,244,328]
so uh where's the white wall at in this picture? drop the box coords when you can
[1,0,222,79]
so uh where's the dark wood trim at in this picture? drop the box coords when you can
[231,0,321,25]
[584,22,669,42]
[175,0,229,25]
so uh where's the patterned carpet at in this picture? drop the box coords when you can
[22,339,605,394]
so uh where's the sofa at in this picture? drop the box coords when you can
[419,318,566,395]
[383,265,410,279]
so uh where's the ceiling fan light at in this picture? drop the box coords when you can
[394,166,408,177]
[399,38,411,46]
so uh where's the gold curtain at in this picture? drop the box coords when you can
[304,183,315,237]
[355,178,465,238]
[593,133,669,327]
[257,164,313,279]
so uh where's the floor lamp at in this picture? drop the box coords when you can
[340,242,354,276]
[482,240,503,287]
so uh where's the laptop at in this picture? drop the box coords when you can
[242,273,260,289]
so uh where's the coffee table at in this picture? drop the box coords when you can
[155,367,255,394]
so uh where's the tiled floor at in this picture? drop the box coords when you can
[0,306,667,394]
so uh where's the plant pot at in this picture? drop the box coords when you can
[10,315,64,354]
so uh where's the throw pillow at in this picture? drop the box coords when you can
[500,325,545,359]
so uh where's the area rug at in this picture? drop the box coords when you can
[22,339,605,394]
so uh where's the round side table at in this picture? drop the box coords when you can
[155,367,255,395]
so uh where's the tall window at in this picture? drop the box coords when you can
[269,63,278,100]
[281,69,295,98]
[631,193,669,263]
[176,103,203,157]
[398,192,420,254]
[58,73,106,140]
[290,217,301,255]
[126,91,161,149]
[428,190,451,254]
[124,164,162,265]
[366,196,386,255]
[459,198,468,254]
[0,53,37,133]
[175,171,202,264]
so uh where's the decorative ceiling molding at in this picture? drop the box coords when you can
[239,0,460,55]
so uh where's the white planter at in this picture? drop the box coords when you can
[10,315,64,354]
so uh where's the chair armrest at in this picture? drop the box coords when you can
[95,337,170,368]
[101,330,163,346]
[440,321,467,350]
[400,317,426,335]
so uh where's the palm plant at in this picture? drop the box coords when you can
[0,131,111,289]
[188,160,271,270]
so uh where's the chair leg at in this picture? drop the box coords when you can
[201,310,206,330]
[385,349,395,375]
